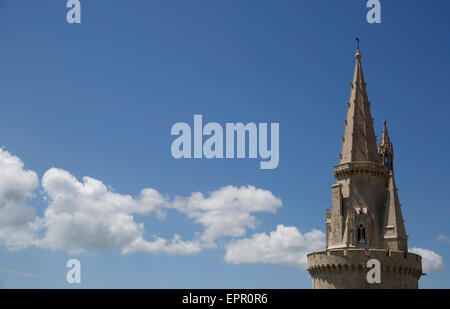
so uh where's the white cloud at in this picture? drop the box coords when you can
[224,224,325,267]
[37,169,283,255]
[0,148,40,250]
[0,148,285,257]
[410,247,444,272]
[437,234,450,244]
[171,185,282,247]
[39,168,169,254]
[122,235,202,255]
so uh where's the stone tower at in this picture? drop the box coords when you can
[306,47,423,289]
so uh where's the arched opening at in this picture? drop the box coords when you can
[358,224,366,244]
[384,155,389,172]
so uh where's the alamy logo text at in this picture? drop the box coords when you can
[171,115,279,170]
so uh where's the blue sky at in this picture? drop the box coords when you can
[0,0,449,288]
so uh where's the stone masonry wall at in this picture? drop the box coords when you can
[307,249,422,289]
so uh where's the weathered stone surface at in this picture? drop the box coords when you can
[307,249,422,289]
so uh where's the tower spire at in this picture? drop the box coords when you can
[308,44,422,289]
[380,120,391,148]
[379,121,408,251]
[383,171,408,251]
[339,45,379,163]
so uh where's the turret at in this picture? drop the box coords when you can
[379,120,394,172]
[378,121,408,251]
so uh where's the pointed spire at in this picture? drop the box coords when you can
[380,122,407,251]
[339,46,379,164]
[353,49,366,86]
[380,120,392,148]
[379,120,394,171]
[383,173,408,251]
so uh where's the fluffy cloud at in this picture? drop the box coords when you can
[122,235,202,255]
[36,169,283,255]
[224,224,325,267]
[171,185,282,247]
[410,247,444,272]
[0,148,40,250]
[0,148,288,259]
[39,168,172,254]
